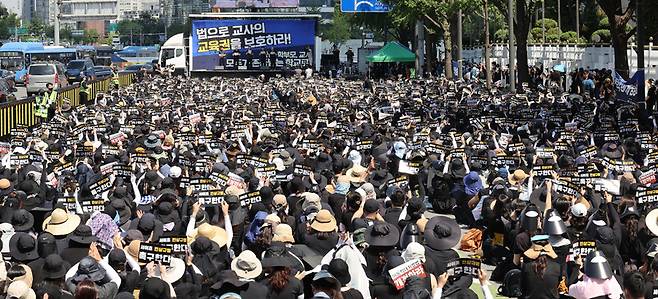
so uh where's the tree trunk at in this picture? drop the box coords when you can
[612,31,630,78]
[484,0,492,88]
[426,33,436,75]
[596,0,635,79]
[443,19,453,79]
[514,0,531,89]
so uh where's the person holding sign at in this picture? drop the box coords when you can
[520,235,562,299]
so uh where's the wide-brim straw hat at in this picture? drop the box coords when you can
[42,208,81,236]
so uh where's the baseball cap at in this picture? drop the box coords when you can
[571,203,588,217]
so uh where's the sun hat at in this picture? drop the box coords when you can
[261,242,297,268]
[348,150,362,166]
[144,133,162,149]
[69,224,98,244]
[463,171,483,197]
[273,194,288,210]
[169,166,182,178]
[272,158,286,171]
[400,223,423,249]
[262,214,281,228]
[0,178,14,197]
[125,240,142,264]
[6,281,36,299]
[42,208,81,236]
[279,150,295,166]
[9,232,39,262]
[620,205,640,221]
[646,208,658,236]
[508,169,529,185]
[543,210,567,236]
[363,199,379,214]
[272,224,295,243]
[11,209,34,232]
[401,241,426,263]
[345,164,368,183]
[523,241,558,260]
[310,210,337,232]
[189,223,228,248]
[300,192,322,212]
[41,254,69,280]
[140,277,171,299]
[71,256,106,283]
[7,264,33,287]
[424,216,461,250]
[326,258,351,286]
[154,257,185,284]
[230,250,262,279]
[584,250,614,279]
[365,221,400,247]
[88,212,119,248]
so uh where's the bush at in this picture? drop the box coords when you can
[494,29,508,42]
[599,17,609,28]
[546,33,561,43]
[591,29,611,42]
[560,31,579,43]
[536,18,558,29]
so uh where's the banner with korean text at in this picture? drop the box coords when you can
[191,19,316,71]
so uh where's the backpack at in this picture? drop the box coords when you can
[498,269,523,298]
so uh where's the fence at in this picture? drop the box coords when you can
[0,73,134,138]
[462,44,658,79]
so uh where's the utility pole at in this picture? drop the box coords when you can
[541,0,545,43]
[508,0,515,91]
[457,9,463,80]
[484,0,492,88]
[415,19,425,77]
[54,0,61,46]
[575,0,580,40]
[557,0,561,32]
[637,0,645,100]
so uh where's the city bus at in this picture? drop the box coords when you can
[95,45,114,66]
[0,42,77,84]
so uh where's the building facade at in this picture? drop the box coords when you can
[160,0,209,26]
[0,0,32,23]
[59,0,118,34]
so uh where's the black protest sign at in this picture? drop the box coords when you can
[190,178,214,192]
[493,154,518,168]
[104,145,121,156]
[138,242,172,266]
[648,151,658,166]
[355,140,373,151]
[398,160,421,175]
[507,143,526,153]
[551,179,580,196]
[57,196,77,211]
[209,172,229,187]
[53,161,74,174]
[80,199,105,213]
[10,154,30,167]
[76,145,95,158]
[554,141,570,152]
[131,152,150,166]
[112,164,132,179]
[194,159,207,173]
[89,176,112,196]
[636,187,658,205]
[569,240,597,260]
[239,191,262,207]
[197,190,225,205]
[579,145,598,160]
[471,141,488,151]
[536,147,555,159]
[300,138,320,150]
[158,236,189,255]
[532,165,555,180]
[446,258,481,278]
[575,165,602,186]
[256,165,277,179]
[469,155,490,168]
[246,156,269,168]
[293,164,312,177]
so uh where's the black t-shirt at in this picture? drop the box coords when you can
[371,281,403,299]
[521,259,561,299]
[303,232,338,256]
[263,277,303,299]
[513,231,532,255]
[343,288,364,299]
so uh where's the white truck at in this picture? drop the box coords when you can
[159,33,188,76]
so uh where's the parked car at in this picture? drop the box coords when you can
[0,79,16,103]
[65,59,95,82]
[93,66,112,79]
[25,62,69,96]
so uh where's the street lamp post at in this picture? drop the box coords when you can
[457,9,463,80]
[508,0,515,91]
[54,0,61,46]
[575,0,580,40]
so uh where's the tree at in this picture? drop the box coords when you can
[596,0,635,78]
[0,9,19,40]
[323,6,351,47]
[83,29,99,44]
[28,19,46,37]
[490,0,540,89]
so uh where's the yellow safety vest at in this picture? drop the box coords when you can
[34,96,48,118]
[47,90,57,104]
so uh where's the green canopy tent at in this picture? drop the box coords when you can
[367,42,416,63]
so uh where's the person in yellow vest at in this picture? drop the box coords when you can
[79,78,90,105]
[111,67,120,89]
[45,83,57,120]
[34,89,49,122]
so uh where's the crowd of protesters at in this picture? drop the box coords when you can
[0,71,657,299]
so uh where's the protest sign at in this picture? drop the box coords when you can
[293,164,313,177]
[551,180,579,196]
[568,240,597,261]
[636,186,658,205]
[89,176,112,196]
[446,258,482,278]
[640,170,657,186]
[388,259,426,290]
[239,191,262,207]
[190,178,214,191]
[158,236,189,255]
[57,196,77,211]
[80,199,105,213]
[197,190,225,205]
[138,243,172,266]
[398,160,421,175]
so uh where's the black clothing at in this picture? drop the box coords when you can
[263,277,303,299]
[521,258,561,299]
